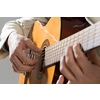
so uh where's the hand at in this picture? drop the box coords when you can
[8,32,41,73]
[57,43,100,84]
[56,75,72,84]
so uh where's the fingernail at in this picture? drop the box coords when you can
[56,75,62,84]
[32,68,36,71]
[59,75,62,79]
[36,48,41,51]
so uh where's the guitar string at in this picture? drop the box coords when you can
[31,32,100,60]
[32,31,97,58]
[32,29,100,57]
[30,36,100,63]
[31,21,100,58]
[33,28,100,58]
[43,35,97,57]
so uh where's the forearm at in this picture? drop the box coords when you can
[0,17,49,60]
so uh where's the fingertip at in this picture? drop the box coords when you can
[59,75,63,79]
[38,48,42,52]
[67,80,71,84]
[25,39,41,52]
[56,75,64,84]
[35,47,42,52]
[73,42,80,48]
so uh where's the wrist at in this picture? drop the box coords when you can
[7,32,17,48]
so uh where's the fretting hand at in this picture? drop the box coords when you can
[57,43,100,84]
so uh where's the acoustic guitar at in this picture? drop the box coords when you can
[18,17,100,84]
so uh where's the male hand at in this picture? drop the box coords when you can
[57,43,100,84]
[8,32,41,73]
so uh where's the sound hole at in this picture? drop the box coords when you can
[36,39,50,80]
[38,47,46,72]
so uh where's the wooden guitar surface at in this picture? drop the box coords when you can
[19,17,61,84]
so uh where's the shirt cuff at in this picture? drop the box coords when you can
[2,40,9,52]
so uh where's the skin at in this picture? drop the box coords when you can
[57,43,100,84]
[8,32,41,73]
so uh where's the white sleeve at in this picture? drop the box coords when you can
[0,17,48,49]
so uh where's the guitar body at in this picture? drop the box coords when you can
[19,17,90,84]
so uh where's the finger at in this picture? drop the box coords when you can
[9,56,19,72]
[65,46,83,78]
[10,59,18,72]
[24,39,41,53]
[12,63,24,73]
[87,49,100,66]
[10,59,25,73]
[13,55,37,72]
[67,80,72,84]
[56,75,64,84]
[16,48,38,65]
[60,55,76,81]
[73,43,91,72]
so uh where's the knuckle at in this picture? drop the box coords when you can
[60,66,64,74]
[22,58,26,63]
[13,69,17,73]
[66,57,73,66]
[65,46,72,54]
[18,66,23,71]
[75,54,83,61]
[60,56,64,73]
[12,66,16,73]
[60,56,64,64]
[17,64,22,70]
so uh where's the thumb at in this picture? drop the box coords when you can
[25,39,41,53]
